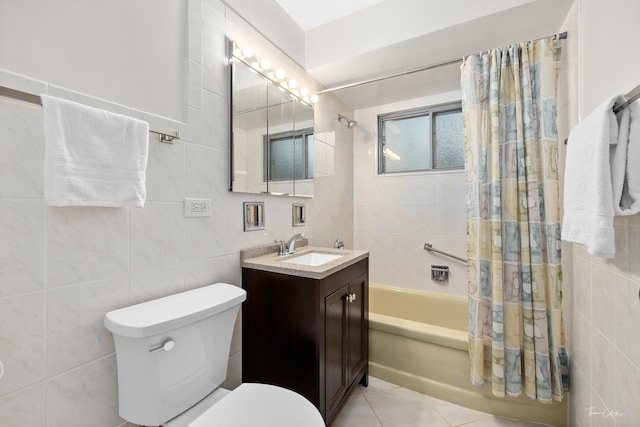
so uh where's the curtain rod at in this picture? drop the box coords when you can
[0,85,181,143]
[317,31,568,95]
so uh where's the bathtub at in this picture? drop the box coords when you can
[368,283,567,427]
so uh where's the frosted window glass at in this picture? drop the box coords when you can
[434,110,464,169]
[272,137,305,181]
[266,130,313,181]
[271,138,295,180]
[382,115,430,173]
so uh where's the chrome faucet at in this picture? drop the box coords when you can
[276,233,307,255]
[287,233,307,254]
[275,233,307,255]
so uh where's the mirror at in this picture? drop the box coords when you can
[230,59,314,197]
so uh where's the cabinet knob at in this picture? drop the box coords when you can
[345,293,356,303]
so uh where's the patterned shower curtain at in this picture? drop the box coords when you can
[461,37,568,403]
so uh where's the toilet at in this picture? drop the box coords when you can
[104,283,325,427]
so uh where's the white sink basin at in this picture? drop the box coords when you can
[282,252,344,267]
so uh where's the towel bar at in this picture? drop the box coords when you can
[0,85,181,143]
[613,83,640,114]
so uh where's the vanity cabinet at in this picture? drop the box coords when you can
[242,258,368,426]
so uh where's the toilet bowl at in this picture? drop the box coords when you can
[165,383,324,427]
[104,283,325,427]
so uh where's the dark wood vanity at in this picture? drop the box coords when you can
[242,256,369,426]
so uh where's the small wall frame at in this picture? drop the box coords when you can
[292,203,306,227]
[244,202,265,231]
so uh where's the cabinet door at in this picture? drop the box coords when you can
[325,284,348,417]
[347,274,367,384]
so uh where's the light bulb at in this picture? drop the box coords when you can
[267,71,275,80]
[259,58,271,70]
[233,48,242,58]
[310,94,319,103]
[280,81,288,89]
[241,45,254,58]
[288,79,298,89]
[251,61,260,70]
[275,69,286,80]
[303,96,310,103]
[300,87,309,97]
[293,89,300,96]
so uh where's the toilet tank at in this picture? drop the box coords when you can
[104,283,246,426]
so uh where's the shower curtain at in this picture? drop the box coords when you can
[461,36,568,403]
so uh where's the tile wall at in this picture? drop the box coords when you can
[353,91,468,296]
[557,1,640,426]
[0,0,354,425]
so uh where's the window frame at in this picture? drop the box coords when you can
[263,127,314,182]
[377,101,463,175]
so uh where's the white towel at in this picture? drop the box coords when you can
[612,102,640,215]
[561,95,627,258]
[41,95,149,207]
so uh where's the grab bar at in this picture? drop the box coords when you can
[423,243,466,263]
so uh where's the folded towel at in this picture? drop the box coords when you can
[41,95,149,207]
[561,95,627,258]
[613,102,640,215]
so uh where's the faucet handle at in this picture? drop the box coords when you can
[275,239,286,256]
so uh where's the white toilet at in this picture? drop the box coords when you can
[104,283,325,427]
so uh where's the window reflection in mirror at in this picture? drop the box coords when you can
[230,59,314,197]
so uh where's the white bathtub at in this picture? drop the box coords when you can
[368,283,566,427]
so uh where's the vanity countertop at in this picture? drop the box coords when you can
[240,243,369,280]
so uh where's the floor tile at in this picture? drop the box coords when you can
[333,396,382,427]
[358,376,400,395]
[364,387,449,427]
[424,394,492,426]
[334,377,545,427]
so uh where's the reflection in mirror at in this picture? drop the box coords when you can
[230,58,314,197]
[231,61,268,194]
[292,203,306,227]
[264,82,294,195]
[243,202,265,231]
[293,101,314,197]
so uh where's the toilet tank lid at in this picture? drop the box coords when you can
[104,283,247,338]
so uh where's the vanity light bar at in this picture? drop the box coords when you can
[231,41,318,106]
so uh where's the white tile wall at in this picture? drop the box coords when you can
[0,98,45,198]
[0,199,46,297]
[0,383,46,427]
[46,277,128,376]
[47,206,129,287]
[0,1,353,425]
[558,2,640,426]
[353,93,467,296]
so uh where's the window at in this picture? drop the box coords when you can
[264,128,314,181]
[378,102,463,174]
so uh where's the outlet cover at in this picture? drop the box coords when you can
[184,198,212,217]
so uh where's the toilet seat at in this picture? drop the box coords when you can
[188,383,325,427]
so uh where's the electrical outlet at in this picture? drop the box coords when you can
[184,198,212,217]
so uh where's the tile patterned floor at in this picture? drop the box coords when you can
[333,377,550,427]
